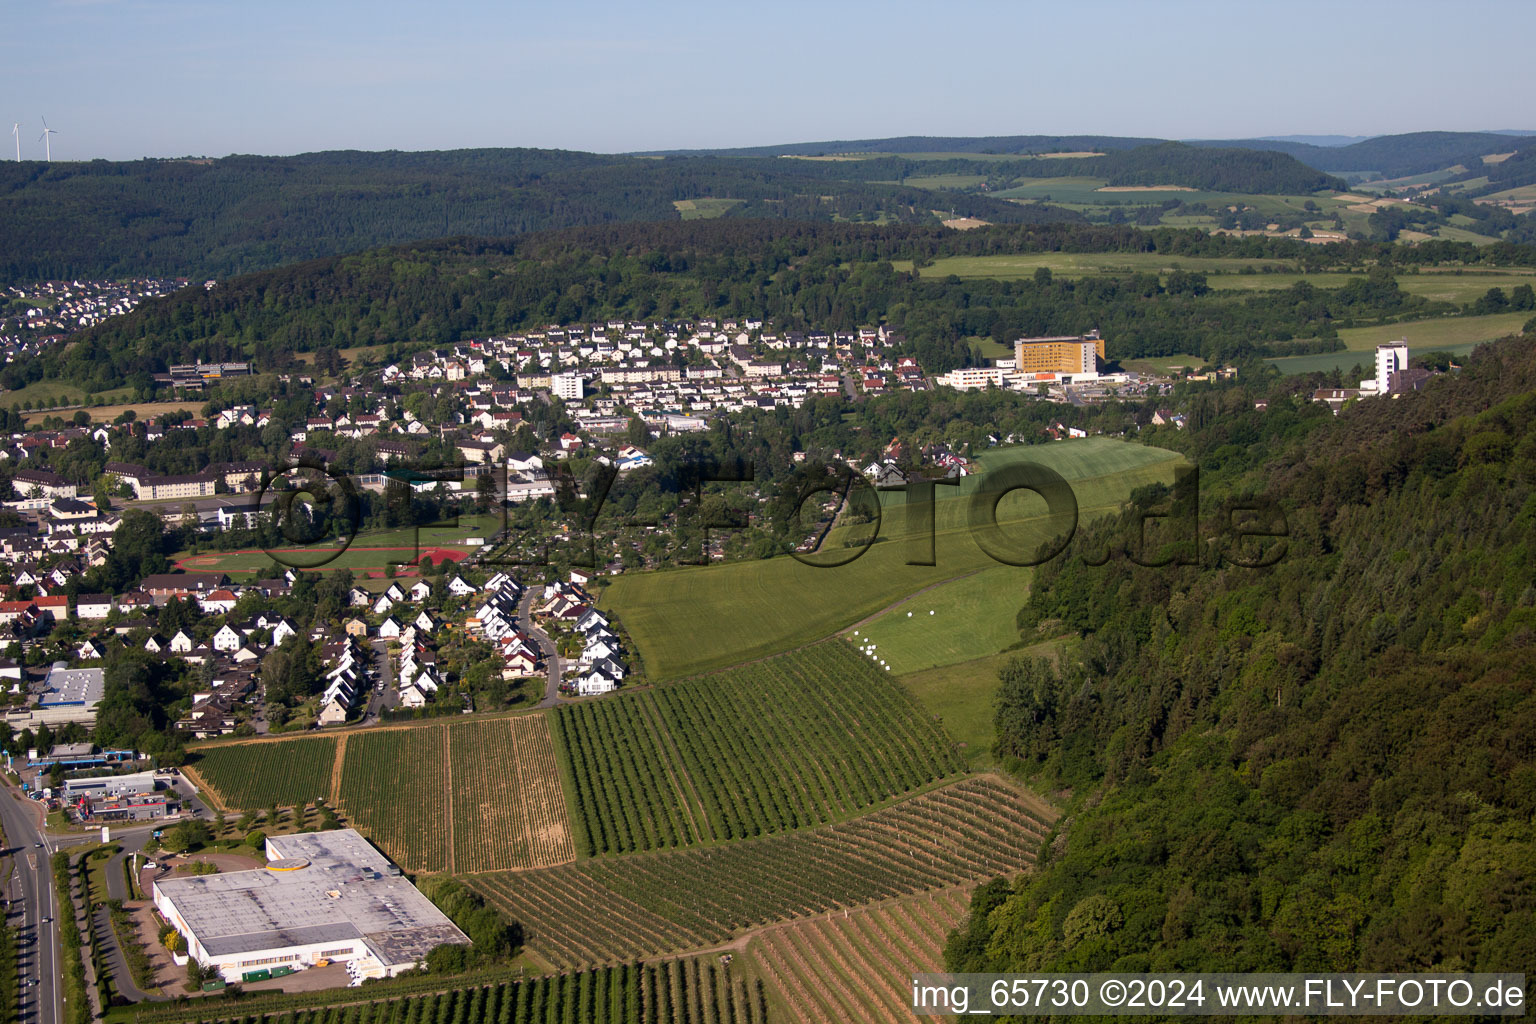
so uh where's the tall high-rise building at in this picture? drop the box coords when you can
[1375,342,1409,392]
[1013,331,1105,376]
[551,371,585,401]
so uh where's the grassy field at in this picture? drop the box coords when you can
[23,399,201,426]
[897,643,1064,771]
[845,564,1029,675]
[1266,311,1533,375]
[1119,352,1211,374]
[673,198,744,220]
[893,173,989,189]
[1481,183,1536,202]
[911,251,1298,281]
[742,887,969,1024]
[1205,270,1536,303]
[553,643,963,855]
[601,439,1184,680]
[470,775,1054,968]
[2,379,91,410]
[1332,311,1532,351]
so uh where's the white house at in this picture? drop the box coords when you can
[372,595,394,616]
[75,594,114,619]
[408,581,432,602]
[447,576,477,597]
[377,616,404,639]
[169,630,196,653]
[208,624,241,652]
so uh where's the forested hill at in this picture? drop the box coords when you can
[34,219,1534,397]
[0,148,1076,282]
[947,332,1536,975]
[1192,130,1535,176]
[649,130,1535,179]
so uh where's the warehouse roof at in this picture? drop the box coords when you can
[39,665,104,708]
[154,829,467,963]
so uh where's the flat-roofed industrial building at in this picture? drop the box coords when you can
[153,829,468,982]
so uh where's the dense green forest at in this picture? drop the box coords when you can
[0,143,1348,282]
[22,220,1536,397]
[0,149,1078,281]
[947,332,1536,977]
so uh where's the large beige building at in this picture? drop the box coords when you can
[1013,331,1105,376]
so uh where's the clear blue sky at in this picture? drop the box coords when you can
[4,0,1533,161]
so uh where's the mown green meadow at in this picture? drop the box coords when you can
[601,439,1184,680]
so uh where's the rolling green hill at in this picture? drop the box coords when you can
[600,438,1185,680]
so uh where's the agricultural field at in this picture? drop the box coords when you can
[554,643,963,855]
[450,716,577,873]
[190,714,576,874]
[742,887,970,1024]
[184,736,338,811]
[126,960,765,1024]
[601,438,1184,680]
[471,775,1055,968]
[339,726,453,871]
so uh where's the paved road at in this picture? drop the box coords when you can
[520,589,564,708]
[0,785,61,1024]
[92,903,160,1003]
[360,639,397,724]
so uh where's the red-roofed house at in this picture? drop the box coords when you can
[34,595,69,620]
[198,589,240,614]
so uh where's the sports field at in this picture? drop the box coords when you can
[601,439,1185,680]
[174,514,502,575]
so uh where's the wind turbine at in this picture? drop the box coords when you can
[10,123,18,163]
[38,117,59,162]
